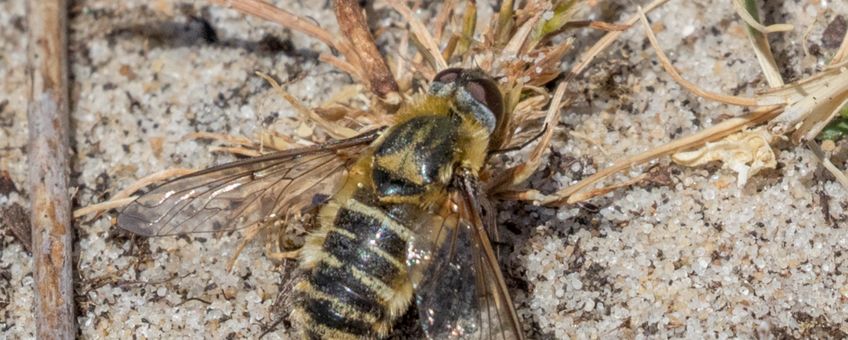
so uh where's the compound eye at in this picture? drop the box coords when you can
[464,79,503,121]
[433,68,463,84]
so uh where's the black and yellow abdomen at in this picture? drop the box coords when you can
[290,96,490,339]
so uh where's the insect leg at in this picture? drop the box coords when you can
[267,250,300,262]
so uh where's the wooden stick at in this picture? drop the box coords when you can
[26,0,76,338]
[333,0,401,105]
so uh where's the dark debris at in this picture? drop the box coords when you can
[0,170,18,196]
[1,203,32,253]
[823,15,847,49]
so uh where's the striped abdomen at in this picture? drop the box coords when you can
[292,194,418,339]
[291,113,463,339]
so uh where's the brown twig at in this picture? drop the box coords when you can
[212,0,337,49]
[26,0,76,338]
[212,0,362,80]
[333,0,401,105]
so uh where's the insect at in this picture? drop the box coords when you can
[117,68,525,339]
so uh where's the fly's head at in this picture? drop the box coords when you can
[429,68,504,136]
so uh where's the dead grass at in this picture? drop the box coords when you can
[75,0,848,246]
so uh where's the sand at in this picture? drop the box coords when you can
[2,0,847,338]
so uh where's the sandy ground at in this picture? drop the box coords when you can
[2,0,848,339]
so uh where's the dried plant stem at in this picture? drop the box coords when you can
[432,0,457,42]
[26,0,75,338]
[543,106,783,205]
[227,223,263,272]
[564,0,669,83]
[72,197,137,219]
[637,7,760,107]
[562,20,629,32]
[567,173,648,203]
[333,0,401,105]
[833,30,848,64]
[738,0,784,87]
[256,72,359,139]
[213,0,336,48]
[503,12,542,57]
[319,53,364,82]
[184,132,254,147]
[213,0,361,79]
[386,0,449,71]
[807,141,848,189]
[111,168,196,201]
[508,81,568,186]
[732,0,793,34]
[493,0,516,46]
[209,146,263,157]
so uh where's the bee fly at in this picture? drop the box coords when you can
[118,68,525,339]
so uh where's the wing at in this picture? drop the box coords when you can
[117,129,381,236]
[406,170,524,340]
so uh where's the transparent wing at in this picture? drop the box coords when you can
[117,130,381,236]
[407,171,524,340]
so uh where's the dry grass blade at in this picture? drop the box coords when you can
[738,0,784,87]
[560,9,848,205]
[566,173,648,203]
[542,106,783,205]
[493,0,515,47]
[111,168,197,201]
[386,0,449,71]
[833,30,848,63]
[257,72,359,139]
[73,168,196,219]
[507,81,568,187]
[258,130,296,151]
[731,0,794,34]
[766,69,848,142]
[757,65,848,104]
[333,0,401,105]
[72,197,138,219]
[318,53,364,83]
[637,7,759,107]
[564,0,668,83]
[183,131,254,147]
[807,141,848,189]
[212,0,336,49]
[432,0,457,42]
[564,20,629,32]
[503,12,542,57]
[213,0,362,79]
[453,0,477,59]
[226,223,263,272]
[209,146,263,157]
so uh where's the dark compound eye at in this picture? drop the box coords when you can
[464,79,503,122]
[433,68,463,83]
[431,68,505,129]
[464,81,486,104]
